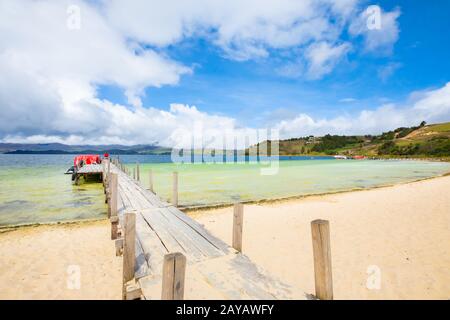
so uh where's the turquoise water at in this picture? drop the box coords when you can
[0,155,106,226]
[1,154,449,226]
[127,159,450,206]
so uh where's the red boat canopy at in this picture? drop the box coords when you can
[74,155,101,167]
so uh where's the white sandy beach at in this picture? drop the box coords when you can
[192,175,450,300]
[0,175,449,299]
[0,220,122,300]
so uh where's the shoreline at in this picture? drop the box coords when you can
[0,217,108,233]
[2,170,449,229]
[184,170,450,213]
[192,174,450,299]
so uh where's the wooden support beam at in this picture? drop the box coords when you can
[115,238,123,256]
[172,171,178,207]
[102,161,106,188]
[124,281,142,300]
[149,169,154,193]
[311,219,333,300]
[161,252,186,300]
[106,193,111,216]
[111,216,119,240]
[232,203,244,252]
[136,162,140,181]
[110,173,118,218]
[123,212,136,286]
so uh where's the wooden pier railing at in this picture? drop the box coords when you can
[102,158,320,300]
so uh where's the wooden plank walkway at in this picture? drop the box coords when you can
[105,159,310,300]
[77,164,103,174]
[73,164,103,185]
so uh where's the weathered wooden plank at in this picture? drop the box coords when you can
[166,206,230,254]
[144,208,206,261]
[161,252,186,300]
[112,165,226,260]
[232,203,244,252]
[311,219,333,300]
[111,215,119,240]
[155,207,225,258]
[135,233,150,279]
[135,212,167,274]
[110,173,118,218]
[77,164,103,174]
[140,208,186,254]
[123,212,136,284]
[124,281,142,300]
[135,185,168,208]
[139,253,310,300]
[144,210,212,262]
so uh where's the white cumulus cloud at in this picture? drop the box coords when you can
[1,0,443,149]
[349,6,401,55]
[275,83,450,138]
[305,41,352,79]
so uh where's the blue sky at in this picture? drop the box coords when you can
[1,0,450,146]
[98,0,450,128]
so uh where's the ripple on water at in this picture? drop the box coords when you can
[0,200,35,213]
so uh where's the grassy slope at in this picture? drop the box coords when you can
[254,122,450,157]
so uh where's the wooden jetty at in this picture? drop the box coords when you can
[73,164,103,185]
[102,158,330,300]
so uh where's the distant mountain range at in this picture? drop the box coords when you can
[2,121,450,158]
[0,143,172,155]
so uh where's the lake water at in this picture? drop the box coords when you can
[1,154,449,226]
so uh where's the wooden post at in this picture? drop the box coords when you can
[124,281,142,300]
[136,162,140,181]
[172,171,178,207]
[109,173,118,233]
[149,169,154,193]
[123,212,136,286]
[311,219,333,300]
[232,203,244,252]
[133,168,136,180]
[102,160,106,187]
[161,252,186,300]
[110,173,118,218]
[111,216,119,240]
[115,238,124,256]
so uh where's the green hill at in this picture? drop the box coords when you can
[248,121,450,158]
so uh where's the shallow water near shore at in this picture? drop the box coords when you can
[1,154,449,226]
